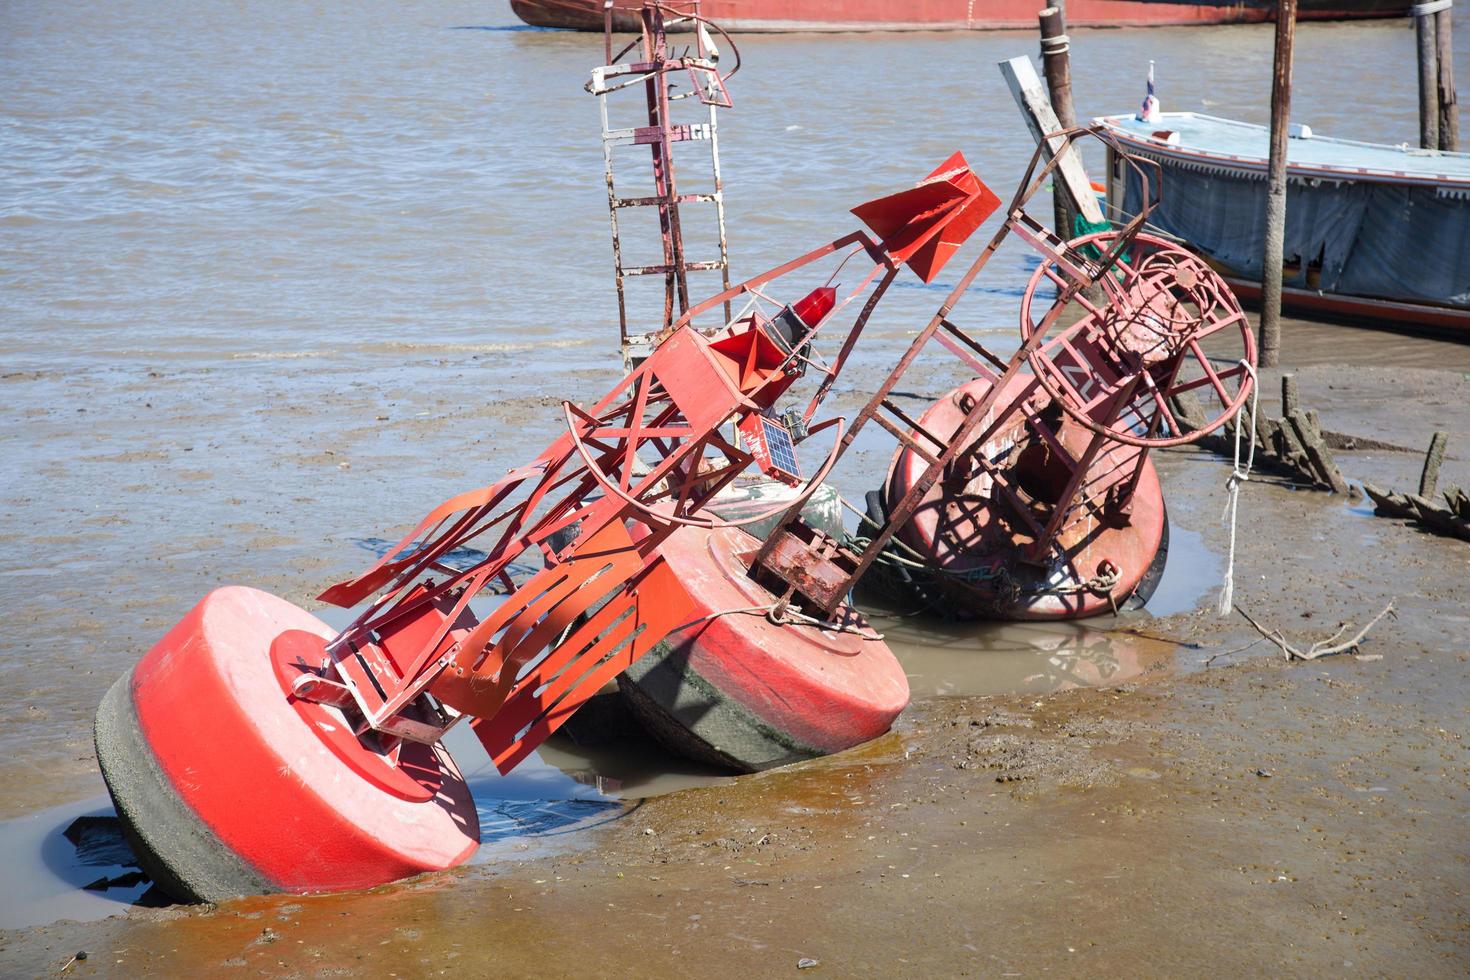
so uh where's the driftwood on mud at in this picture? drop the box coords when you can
[1232,601,1397,662]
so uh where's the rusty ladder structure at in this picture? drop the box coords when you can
[589,2,735,367]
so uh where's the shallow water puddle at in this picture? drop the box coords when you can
[0,728,725,930]
[0,795,155,930]
[865,513,1221,697]
[1143,521,1221,618]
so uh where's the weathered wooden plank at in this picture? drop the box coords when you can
[998,55,1106,226]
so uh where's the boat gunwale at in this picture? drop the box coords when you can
[1093,111,1470,190]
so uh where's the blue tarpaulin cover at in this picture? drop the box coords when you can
[1096,113,1470,308]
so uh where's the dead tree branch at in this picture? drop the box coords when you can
[1232,601,1396,661]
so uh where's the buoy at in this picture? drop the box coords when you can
[94,587,479,902]
[619,524,909,772]
[86,155,1014,899]
[881,374,1167,621]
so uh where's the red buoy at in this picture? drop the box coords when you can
[882,374,1167,620]
[94,587,479,902]
[619,524,909,772]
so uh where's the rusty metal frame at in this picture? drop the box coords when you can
[748,125,1219,615]
[288,123,1254,775]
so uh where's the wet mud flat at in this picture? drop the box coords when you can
[2,344,1467,976]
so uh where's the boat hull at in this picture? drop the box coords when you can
[510,0,1407,32]
[1097,112,1470,336]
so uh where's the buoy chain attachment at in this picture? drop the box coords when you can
[668,598,884,641]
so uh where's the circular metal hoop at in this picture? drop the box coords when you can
[563,402,846,530]
[1018,231,1257,449]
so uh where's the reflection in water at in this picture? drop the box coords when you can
[875,613,1178,698]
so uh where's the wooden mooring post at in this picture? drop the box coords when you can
[1258,0,1298,369]
[1416,2,1443,150]
[1038,5,1079,239]
[1436,3,1459,151]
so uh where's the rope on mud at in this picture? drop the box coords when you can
[1217,360,1259,617]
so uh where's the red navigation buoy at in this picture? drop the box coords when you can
[619,524,910,772]
[94,587,479,902]
[881,374,1168,620]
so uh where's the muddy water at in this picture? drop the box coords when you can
[3,0,1470,928]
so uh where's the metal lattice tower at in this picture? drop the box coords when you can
[587,2,736,367]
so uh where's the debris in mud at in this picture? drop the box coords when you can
[1231,601,1396,662]
[950,708,1035,730]
[931,693,1162,790]
[1173,374,1351,495]
[1363,431,1470,542]
[954,722,1118,788]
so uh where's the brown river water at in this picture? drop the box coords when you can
[2,0,1469,929]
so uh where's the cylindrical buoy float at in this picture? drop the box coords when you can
[880,374,1167,621]
[619,524,909,772]
[94,587,480,902]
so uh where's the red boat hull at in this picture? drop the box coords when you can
[511,0,1406,32]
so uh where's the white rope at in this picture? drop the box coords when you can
[1412,0,1451,16]
[1217,361,1259,617]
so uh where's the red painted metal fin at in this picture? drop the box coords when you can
[475,557,696,773]
[851,153,1000,284]
[316,462,549,607]
[431,519,646,716]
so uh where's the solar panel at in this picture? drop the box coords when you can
[736,413,801,486]
[761,416,799,477]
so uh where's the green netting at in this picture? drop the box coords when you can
[1073,214,1126,261]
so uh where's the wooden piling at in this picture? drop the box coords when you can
[1038,5,1079,240]
[1417,3,1442,150]
[1254,408,1276,453]
[1258,0,1298,369]
[1281,373,1300,418]
[1274,415,1308,466]
[1287,412,1350,494]
[1436,4,1459,151]
[1418,430,1449,496]
[999,56,1106,232]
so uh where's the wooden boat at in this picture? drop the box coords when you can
[1094,111,1470,334]
[511,0,1408,33]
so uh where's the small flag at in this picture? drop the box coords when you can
[1138,60,1162,124]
